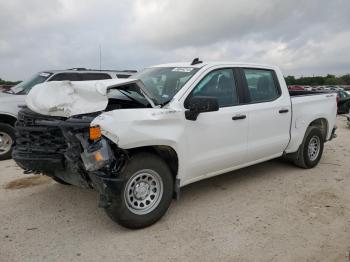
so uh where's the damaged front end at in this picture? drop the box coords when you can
[13,107,127,206]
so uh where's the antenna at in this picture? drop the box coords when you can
[99,44,102,70]
[191,58,202,65]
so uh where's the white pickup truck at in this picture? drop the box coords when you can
[13,60,337,229]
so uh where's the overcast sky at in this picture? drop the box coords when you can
[1,0,350,80]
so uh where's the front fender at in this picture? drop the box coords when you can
[91,108,184,150]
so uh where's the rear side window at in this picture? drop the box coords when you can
[187,68,238,108]
[243,69,280,103]
[48,73,80,81]
[81,73,111,81]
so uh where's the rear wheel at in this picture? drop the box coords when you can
[0,123,15,160]
[294,126,324,168]
[104,152,173,229]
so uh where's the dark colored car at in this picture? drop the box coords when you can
[335,90,350,114]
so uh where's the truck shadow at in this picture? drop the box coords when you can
[4,158,297,233]
[178,158,291,201]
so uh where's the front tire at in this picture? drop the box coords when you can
[104,152,173,229]
[294,126,324,168]
[0,123,15,160]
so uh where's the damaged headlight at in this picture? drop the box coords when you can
[81,139,113,172]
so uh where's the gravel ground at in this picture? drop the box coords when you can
[0,117,350,262]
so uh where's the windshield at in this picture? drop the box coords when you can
[133,67,199,104]
[10,72,52,94]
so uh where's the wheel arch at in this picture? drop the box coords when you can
[126,145,180,199]
[308,118,328,141]
[127,145,179,179]
[0,113,17,126]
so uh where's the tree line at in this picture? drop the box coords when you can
[285,74,350,86]
[0,78,21,86]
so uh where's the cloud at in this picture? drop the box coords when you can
[0,0,349,80]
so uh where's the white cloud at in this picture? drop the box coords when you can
[0,0,349,80]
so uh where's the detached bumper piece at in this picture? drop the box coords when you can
[89,171,125,208]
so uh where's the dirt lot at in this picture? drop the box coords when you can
[0,117,350,262]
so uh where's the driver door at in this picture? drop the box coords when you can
[183,68,248,183]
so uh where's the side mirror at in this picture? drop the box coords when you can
[185,96,219,121]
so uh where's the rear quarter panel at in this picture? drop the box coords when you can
[286,93,337,153]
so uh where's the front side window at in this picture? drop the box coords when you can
[243,69,280,103]
[187,68,238,107]
[133,67,199,105]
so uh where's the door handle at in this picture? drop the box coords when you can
[279,109,289,114]
[232,115,246,120]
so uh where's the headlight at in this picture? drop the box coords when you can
[81,139,112,171]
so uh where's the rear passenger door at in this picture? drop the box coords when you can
[239,68,291,162]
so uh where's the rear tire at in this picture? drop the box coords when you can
[294,126,324,169]
[0,123,15,161]
[104,152,173,229]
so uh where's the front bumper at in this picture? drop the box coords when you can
[90,171,124,205]
[13,151,65,172]
[13,107,125,201]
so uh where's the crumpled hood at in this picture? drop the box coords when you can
[25,78,146,117]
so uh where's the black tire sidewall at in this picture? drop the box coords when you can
[105,152,174,229]
[0,123,15,160]
[302,127,324,168]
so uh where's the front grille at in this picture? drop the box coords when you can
[14,108,67,155]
